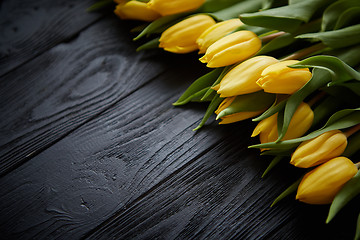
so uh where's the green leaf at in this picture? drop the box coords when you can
[86,0,113,12]
[240,0,334,32]
[321,0,360,31]
[134,13,188,40]
[252,96,287,122]
[326,170,360,223]
[311,95,343,127]
[201,66,232,101]
[271,177,302,207]
[355,213,360,240]
[186,88,211,103]
[290,55,360,85]
[173,68,223,106]
[336,82,360,96]
[258,33,296,55]
[277,68,331,141]
[260,148,295,157]
[258,19,322,55]
[210,0,263,21]
[323,85,360,105]
[131,24,148,33]
[297,24,360,48]
[250,108,360,149]
[322,45,360,67]
[334,7,360,30]
[193,94,223,131]
[276,108,285,142]
[217,91,275,119]
[262,156,282,178]
[343,132,360,157]
[136,38,159,51]
[199,0,249,12]
[261,0,287,10]
[236,24,271,35]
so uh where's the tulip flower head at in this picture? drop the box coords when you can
[159,15,216,54]
[215,97,265,124]
[251,102,314,145]
[296,157,358,204]
[199,30,262,68]
[216,56,279,97]
[114,1,161,22]
[196,19,243,54]
[290,130,347,168]
[257,60,312,94]
[148,0,205,16]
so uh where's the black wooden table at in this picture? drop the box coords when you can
[0,1,358,239]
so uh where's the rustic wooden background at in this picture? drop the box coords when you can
[0,1,358,239]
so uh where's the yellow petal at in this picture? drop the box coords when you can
[290,130,347,168]
[218,110,264,124]
[148,0,205,16]
[197,19,243,54]
[159,15,216,53]
[200,31,261,68]
[296,157,358,204]
[283,102,314,140]
[257,60,312,94]
[114,1,161,22]
[217,56,279,97]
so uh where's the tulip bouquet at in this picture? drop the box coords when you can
[89,0,360,238]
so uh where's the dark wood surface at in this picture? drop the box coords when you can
[0,1,358,239]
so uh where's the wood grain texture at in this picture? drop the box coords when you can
[0,57,219,239]
[84,146,358,240]
[1,61,357,239]
[0,15,186,176]
[0,0,104,76]
[0,2,358,240]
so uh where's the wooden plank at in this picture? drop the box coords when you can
[0,15,191,176]
[1,60,356,238]
[84,147,358,240]
[0,0,104,76]
[0,59,222,239]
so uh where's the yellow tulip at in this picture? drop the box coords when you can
[290,130,347,168]
[216,56,279,97]
[199,30,262,68]
[114,1,161,22]
[251,102,314,145]
[296,157,358,204]
[196,19,243,54]
[215,97,264,124]
[148,0,205,16]
[159,15,216,54]
[256,60,312,94]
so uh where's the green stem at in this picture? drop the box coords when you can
[307,91,326,107]
[355,162,360,169]
[260,31,286,43]
[345,124,360,138]
[281,43,326,61]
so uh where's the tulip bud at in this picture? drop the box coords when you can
[148,0,205,16]
[216,56,279,97]
[199,31,262,68]
[159,15,216,54]
[215,97,266,124]
[251,102,314,144]
[256,60,312,94]
[114,1,161,22]
[296,157,358,204]
[196,19,243,54]
[290,130,348,168]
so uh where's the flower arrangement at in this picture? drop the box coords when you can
[89,0,360,238]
